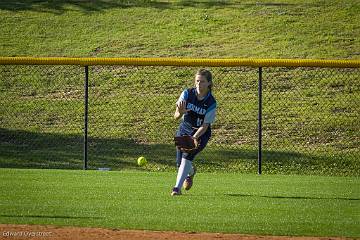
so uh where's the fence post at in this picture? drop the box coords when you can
[84,66,89,170]
[258,67,263,175]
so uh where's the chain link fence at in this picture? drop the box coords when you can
[0,61,359,175]
[0,65,84,169]
[262,67,359,174]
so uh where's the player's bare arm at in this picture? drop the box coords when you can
[174,100,189,120]
[192,123,209,140]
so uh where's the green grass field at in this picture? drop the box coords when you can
[0,168,359,237]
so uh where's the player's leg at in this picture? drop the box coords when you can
[188,164,196,176]
[172,125,210,195]
[171,157,193,196]
[172,126,191,195]
[183,164,197,190]
[183,131,211,191]
[176,147,182,168]
[172,134,210,195]
[175,125,187,168]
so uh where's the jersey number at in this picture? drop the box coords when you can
[197,118,203,126]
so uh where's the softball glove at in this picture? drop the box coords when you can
[174,135,200,154]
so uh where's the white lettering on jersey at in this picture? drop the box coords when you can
[187,103,206,115]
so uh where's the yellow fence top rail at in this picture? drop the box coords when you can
[0,57,359,68]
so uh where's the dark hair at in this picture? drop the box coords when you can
[196,69,213,91]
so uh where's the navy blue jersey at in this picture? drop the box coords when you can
[176,88,217,130]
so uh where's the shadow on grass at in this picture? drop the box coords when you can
[0,128,173,170]
[0,0,299,14]
[0,128,355,174]
[224,193,360,201]
[0,0,231,13]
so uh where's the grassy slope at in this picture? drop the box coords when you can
[0,0,359,59]
[0,169,359,237]
[0,1,359,175]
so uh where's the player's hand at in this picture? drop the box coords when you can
[192,136,200,148]
[177,101,190,114]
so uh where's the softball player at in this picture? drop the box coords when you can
[171,69,217,196]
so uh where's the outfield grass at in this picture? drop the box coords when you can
[0,168,359,237]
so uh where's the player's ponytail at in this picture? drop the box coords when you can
[196,69,213,92]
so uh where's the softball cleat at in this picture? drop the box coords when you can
[171,187,182,196]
